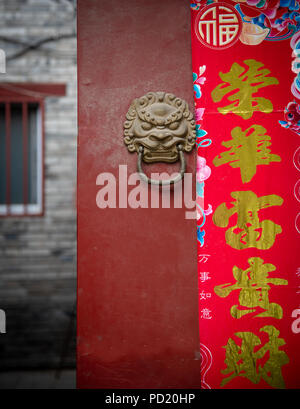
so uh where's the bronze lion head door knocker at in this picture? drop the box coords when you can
[123,92,196,185]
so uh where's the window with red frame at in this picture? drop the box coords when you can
[0,83,65,216]
[0,101,43,215]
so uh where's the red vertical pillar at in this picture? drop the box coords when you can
[77,0,200,388]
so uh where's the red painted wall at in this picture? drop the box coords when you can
[77,0,200,388]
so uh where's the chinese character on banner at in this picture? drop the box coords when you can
[213,125,281,183]
[211,59,278,119]
[213,191,283,250]
[192,0,300,390]
[201,308,212,319]
[214,257,288,319]
[199,271,211,283]
[222,326,289,389]
[195,3,242,50]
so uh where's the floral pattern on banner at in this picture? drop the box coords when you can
[194,65,212,247]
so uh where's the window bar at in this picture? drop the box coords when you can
[23,102,28,215]
[5,102,11,214]
[40,100,45,216]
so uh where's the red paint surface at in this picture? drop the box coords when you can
[77,0,200,388]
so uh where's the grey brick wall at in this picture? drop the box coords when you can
[0,0,77,369]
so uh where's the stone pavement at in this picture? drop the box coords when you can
[0,369,76,389]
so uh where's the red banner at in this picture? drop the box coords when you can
[192,0,300,389]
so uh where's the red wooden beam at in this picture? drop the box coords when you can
[0,83,66,98]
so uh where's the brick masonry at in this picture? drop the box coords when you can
[0,0,77,369]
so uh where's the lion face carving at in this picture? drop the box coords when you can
[124,92,196,163]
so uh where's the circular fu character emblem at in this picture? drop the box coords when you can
[195,3,242,50]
